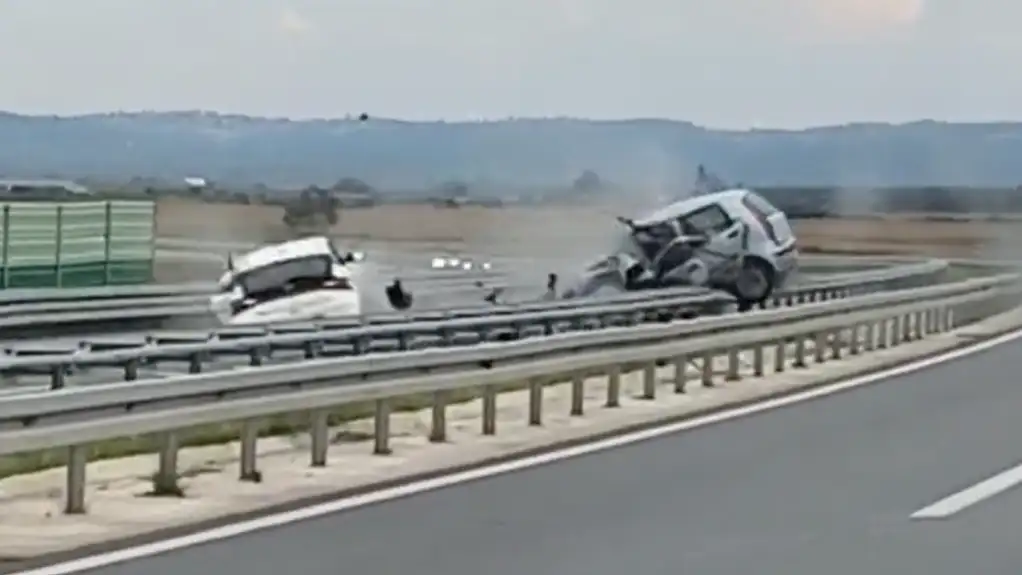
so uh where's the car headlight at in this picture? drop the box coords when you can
[431,257,446,269]
[462,261,473,270]
[481,262,492,270]
[446,258,460,267]
[350,251,365,262]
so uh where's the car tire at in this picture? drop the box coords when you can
[732,258,774,308]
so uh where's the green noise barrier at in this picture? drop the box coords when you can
[0,201,156,288]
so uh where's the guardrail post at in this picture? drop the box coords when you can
[901,314,914,342]
[528,378,543,425]
[642,364,657,399]
[725,348,741,381]
[154,432,179,494]
[241,420,262,479]
[481,386,497,435]
[829,329,842,359]
[793,337,806,368]
[701,352,714,387]
[65,445,88,514]
[946,308,955,330]
[934,307,947,332]
[49,365,66,390]
[773,340,786,372]
[878,319,890,348]
[188,354,203,374]
[374,399,392,454]
[814,332,826,363]
[430,391,448,442]
[752,345,764,376]
[864,322,877,351]
[891,316,902,346]
[606,367,621,407]
[849,324,862,355]
[123,360,139,381]
[303,411,328,466]
[673,355,688,392]
[572,373,587,413]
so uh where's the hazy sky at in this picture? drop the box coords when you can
[0,0,1015,128]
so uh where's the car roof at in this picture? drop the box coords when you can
[233,236,333,273]
[632,189,749,226]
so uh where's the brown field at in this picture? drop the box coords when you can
[155,198,1022,260]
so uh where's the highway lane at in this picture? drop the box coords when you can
[61,335,1022,575]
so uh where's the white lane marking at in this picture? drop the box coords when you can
[911,461,1022,520]
[12,327,1022,575]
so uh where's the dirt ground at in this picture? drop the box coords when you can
[154,198,1022,260]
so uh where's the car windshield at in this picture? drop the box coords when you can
[236,255,332,295]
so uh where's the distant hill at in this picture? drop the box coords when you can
[3,111,1022,189]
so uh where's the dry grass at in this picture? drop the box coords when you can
[154,198,1021,259]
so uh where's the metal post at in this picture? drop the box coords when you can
[571,373,586,414]
[481,387,497,435]
[430,391,448,442]
[240,419,261,479]
[528,378,543,425]
[65,445,88,514]
[606,367,621,408]
[154,432,179,494]
[701,352,714,387]
[309,411,329,466]
[374,399,392,454]
[673,355,687,393]
[642,364,657,399]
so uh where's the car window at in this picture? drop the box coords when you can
[742,192,779,216]
[237,256,331,294]
[679,204,733,235]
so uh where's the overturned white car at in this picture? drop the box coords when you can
[209,236,366,325]
[561,188,799,309]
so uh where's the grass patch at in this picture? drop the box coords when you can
[0,378,574,481]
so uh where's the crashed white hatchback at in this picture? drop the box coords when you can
[563,188,799,308]
[209,236,365,325]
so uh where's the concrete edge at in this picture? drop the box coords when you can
[2,312,1020,571]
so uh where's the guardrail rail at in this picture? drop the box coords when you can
[0,260,950,388]
[0,271,1018,513]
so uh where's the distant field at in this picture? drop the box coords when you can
[155,198,1021,260]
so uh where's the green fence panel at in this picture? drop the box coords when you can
[0,200,155,288]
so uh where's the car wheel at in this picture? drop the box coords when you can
[732,258,774,307]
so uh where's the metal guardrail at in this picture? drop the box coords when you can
[0,261,949,388]
[0,258,949,336]
[0,271,1015,514]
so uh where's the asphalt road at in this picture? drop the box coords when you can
[59,335,1022,575]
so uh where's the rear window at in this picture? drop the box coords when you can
[741,192,779,217]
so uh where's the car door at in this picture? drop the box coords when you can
[677,203,746,282]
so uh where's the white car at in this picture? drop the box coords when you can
[210,236,365,325]
[564,188,798,308]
